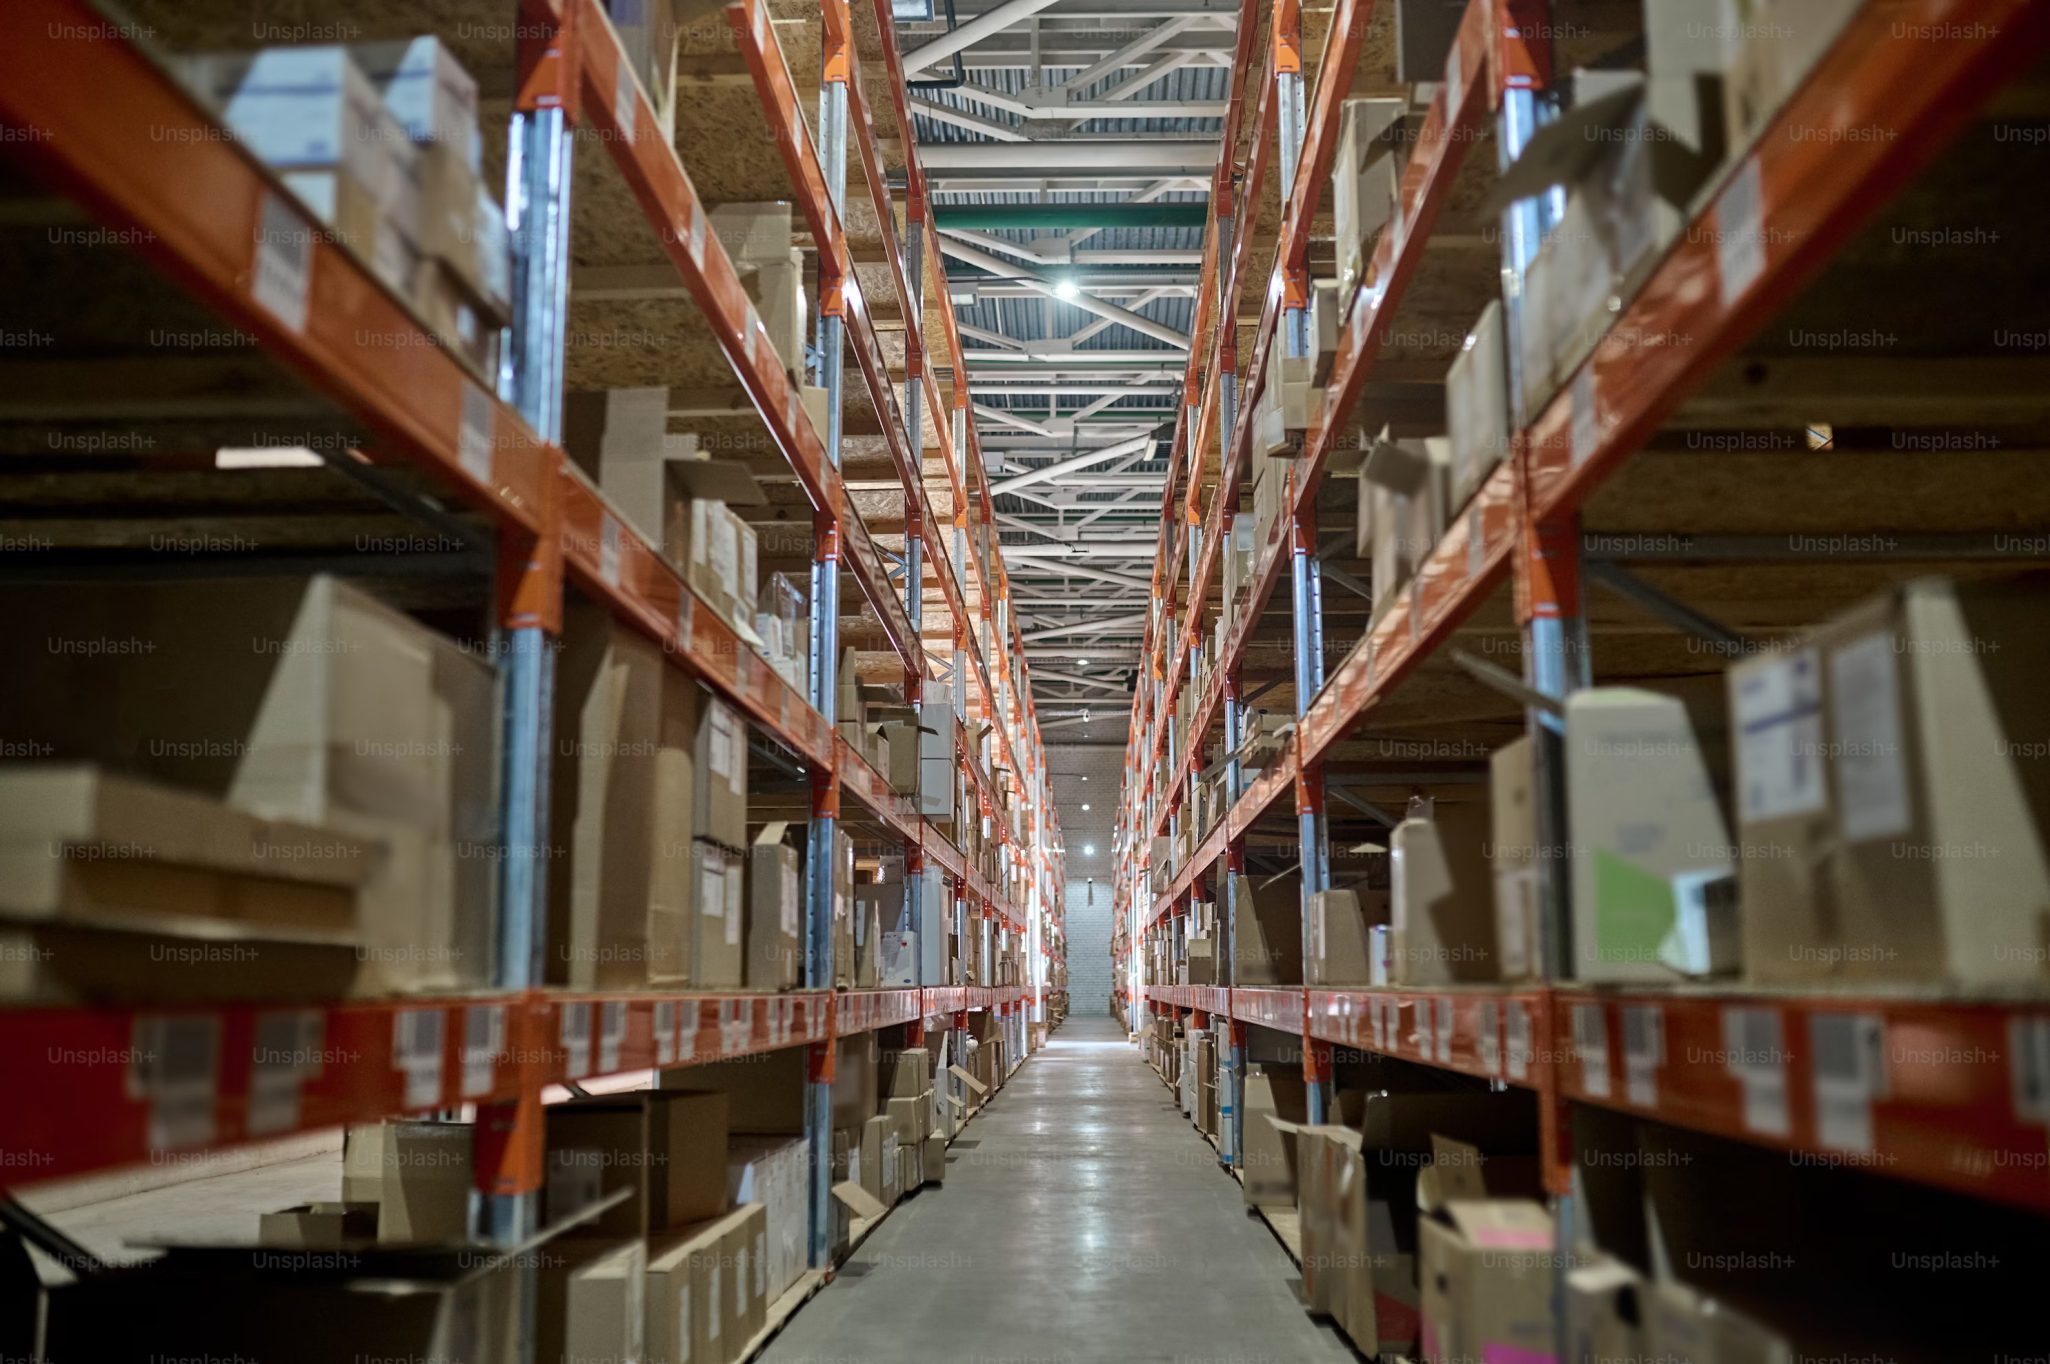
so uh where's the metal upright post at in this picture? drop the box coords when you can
[471,27,574,1364]
[803,1,854,1272]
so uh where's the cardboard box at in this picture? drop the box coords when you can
[727,1135,807,1303]
[860,1114,894,1204]
[609,0,681,137]
[1358,431,1451,618]
[540,1239,646,1364]
[1390,802,1497,983]
[0,577,500,995]
[728,1202,770,1343]
[549,602,699,988]
[880,929,918,987]
[695,692,750,854]
[257,1201,378,1249]
[1306,887,1387,986]
[544,1090,730,1237]
[1567,1256,1649,1364]
[746,822,802,990]
[342,1120,473,1243]
[665,1034,873,1132]
[1566,687,1737,982]
[1230,873,1305,984]
[354,36,481,168]
[1445,300,1509,511]
[1331,97,1407,301]
[709,201,795,266]
[280,165,417,294]
[195,47,408,214]
[1489,736,1543,981]
[921,1133,948,1185]
[646,1224,720,1364]
[1418,1200,1555,1364]
[0,765,373,938]
[1721,0,1861,150]
[1733,577,2050,983]
[562,387,674,544]
[1186,932,1217,985]
[1242,1069,1309,1206]
[691,839,746,989]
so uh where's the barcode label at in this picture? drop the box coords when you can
[677,1002,698,1061]
[560,1002,593,1078]
[2011,1016,2050,1124]
[1723,1006,1791,1138]
[1466,505,1485,579]
[1573,1004,1611,1099]
[1507,1001,1531,1081]
[1443,37,1463,115]
[1622,1005,1664,1108]
[655,1000,678,1066]
[1716,156,1767,307]
[1570,368,1600,466]
[1478,999,1502,1078]
[252,193,311,332]
[719,1000,752,1055]
[132,1015,221,1152]
[1435,997,1454,1063]
[601,514,623,588]
[597,1001,628,1075]
[462,1005,506,1098]
[1811,1013,1887,1153]
[1370,996,1387,1050]
[688,210,709,269]
[458,386,494,486]
[249,1010,322,1136]
[615,57,637,145]
[393,1009,446,1109]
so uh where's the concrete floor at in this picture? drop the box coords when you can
[760,1015,1356,1364]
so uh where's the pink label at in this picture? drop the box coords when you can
[1483,1346,1556,1364]
[1469,1228,1551,1249]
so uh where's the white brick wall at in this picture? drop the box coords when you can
[1064,876,1116,1016]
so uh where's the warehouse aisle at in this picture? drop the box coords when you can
[760,1016,1351,1364]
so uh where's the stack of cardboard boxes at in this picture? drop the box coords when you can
[0,576,498,1001]
[709,202,807,382]
[191,40,510,379]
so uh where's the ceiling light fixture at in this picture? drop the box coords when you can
[1052,278,1079,301]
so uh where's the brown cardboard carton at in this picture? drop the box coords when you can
[860,1115,893,1204]
[1390,801,1497,983]
[257,1202,377,1249]
[341,1120,473,1244]
[746,821,802,990]
[1230,873,1305,984]
[922,1134,948,1185]
[0,766,373,939]
[563,387,673,545]
[665,1035,873,1133]
[1331,97,1407,301]
[694,694,749,852]
[646,1225,720,1364]
[0,577,499,995]
[543,1090,730,1237]
[1418,1200,1555,1364]
[549,602,698,988]
[1734,578,2050,983]
[1242,1069,1309,1207]
[693,839,747,989]
[1306,887,1386,986]
[546,1239,645,1364]
[723,1202,768,1345]
[882,1047,933,1099]
[726,1136,807,1303]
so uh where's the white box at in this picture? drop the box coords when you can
[1565,687,1737,981]
[1445,300,1509,511]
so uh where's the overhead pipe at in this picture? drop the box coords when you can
[1020,611,1152,643]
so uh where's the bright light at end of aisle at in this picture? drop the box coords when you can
[1084,844,1095,855]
